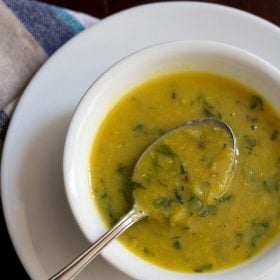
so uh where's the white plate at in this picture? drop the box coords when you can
[1,2,280,280]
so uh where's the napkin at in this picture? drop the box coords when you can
[0,0,98,154]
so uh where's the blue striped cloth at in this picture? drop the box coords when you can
[0,0,98,153]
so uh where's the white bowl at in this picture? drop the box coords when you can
[63,41,280,280]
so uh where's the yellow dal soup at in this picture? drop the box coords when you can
[90,72,280,273]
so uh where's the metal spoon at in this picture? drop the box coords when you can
[49,118,237,280]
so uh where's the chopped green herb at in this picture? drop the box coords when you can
[200,154,214,167]
[143,247,155,256]
[218,194,233,202]
[258,221,270,228]
[184,173,189,182]
[108,210,118,226]
[152,144,184,174]
[197,94,204,102]
[198,206,210,217]
[180,164,185,174]
[174,190,184,204]
[249,95,263,110]
[243,135,257,152]
[153,197,174,209]
[271,130,279,141]
[188,195,203,215]
[122,189,132,203]
[100,192,108,199]
[236,232,243,238]
[156,144,176,157]
[116,163,128,175]
[263,177,280,192]
[251,220,270,247]
[128,181,145,190]
[203,107,222,119]
[196,95,222,119]
[188,195,217,217]
[133,124,144,132]
[194,263,213,273]
[206,205,218,216]
[156,178,168,187]
[172,240,182,250]
[250,123,258,130]
[157,128,166,136]
[234,232,243,249]
[99,191,118,226]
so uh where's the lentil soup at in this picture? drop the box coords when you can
[90,72,280,273]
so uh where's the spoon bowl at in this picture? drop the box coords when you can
[133,118,237,223]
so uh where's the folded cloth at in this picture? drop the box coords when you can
[0,0,99,152]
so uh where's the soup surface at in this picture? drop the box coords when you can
[90,72,280,272]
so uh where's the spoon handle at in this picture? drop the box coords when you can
[49,208,145,280]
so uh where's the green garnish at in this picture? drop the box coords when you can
[174,190,184,204]
[156,144,176,157]
[157,128,166,136]
[206,205,218,216]
[172,240,182,250]
[218,194,233,202]
[143,247,155,256]
[128,181,145,190]
[251,220,270,247]
[99,191,118,226]
[263,177,280,192]
[203,108,222,119]
[236,232,243,238]
[133,123,144,132]
[108,210,118,226]
[188,195,217,217]
[249,95,263,110]
[271,130,279,141]
[180,164,185,174]
[122,189,131,203]
[200,154,214,168]
[194,263,213,273]
[197,95,222,119]
[116,163,128,175]
[250,123,258,130]
[243,135,257,152]
[153,197,174,208]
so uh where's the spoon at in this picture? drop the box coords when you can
[50,118,237,280]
